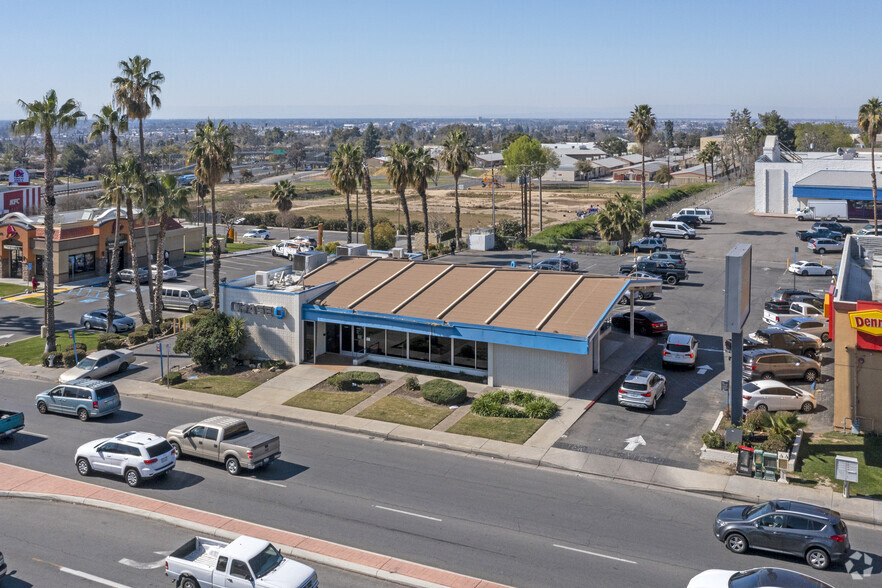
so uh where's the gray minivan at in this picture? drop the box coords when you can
[35,379,121,421]
[649,220,695,239]
[160,286,212,313]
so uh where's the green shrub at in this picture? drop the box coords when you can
[523,397,559,419]
[327,370,382,390]
[161,371,184,386]
[421,378,468,405]
[510,390,535,405]
[127,330,150,345]
[525,218,597,251]
[761,434,790,453]
[260,359,287,370]
[97,333,126,350]
[323,241,341,254]
[742,410,769,433]
[405,376,420,391]
[702,430,725,449]
[62,344,87,368]
[159,319,175,335]
[645,183,714,213]
[173,312,248,371]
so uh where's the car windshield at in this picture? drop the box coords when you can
[76,358,98,370]
[187,288,207,298]
[745,501,773,518]
[729,567,829,588]
[146,440,174,458]
[249,544,284,578]
[667,343,691,352]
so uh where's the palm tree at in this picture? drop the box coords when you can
[145,174,191,327]
[270,179,295,213]
[328,143,361,243]
[187,118,235,309]
[627,104,657,216]
[192,178,210,290]
[409,147,436,255]
[697,148,710,181]
[10,90,85,353]
[359,158,375,248]
[383,143,414,253]
[705,140,722,181]
[98,163,128,331]
[859,98,882,235]
[89,105,128,332]
[439,129,476,244]
[595,192,643,248]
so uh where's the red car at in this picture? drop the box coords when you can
[610,311,668,336]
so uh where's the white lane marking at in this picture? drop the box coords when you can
[374,505,442,522]
[239,477,286,488]
[59,565,133,587]
[26,432,49,439]
[553,543,638,564]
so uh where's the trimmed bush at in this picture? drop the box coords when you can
[470,389,559,419]
[761,433,790,453]
[523,397,559,419]
[323,241,340,254]
[742,410,769,433]
[162,371,184,386]
[404,376,420,391]
[62,343,88,368]
[186,308,213,328]
[421,378,468,405]
[97,333,126,350]
[702,430,725,449]
[327,370,382,390]
[42,351,62,367]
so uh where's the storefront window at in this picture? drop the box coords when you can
[430,335,451,365]
[365,328,385,355]
[354,326,365,353]
[476,342,488,370]
[68,252,96,275]
[408,334,430,362]
[386,330,407,358]
[453,339,476,369]
[342,325,352,352]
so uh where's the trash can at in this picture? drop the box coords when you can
[736,446,754,477]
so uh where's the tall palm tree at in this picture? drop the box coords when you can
[187,118,235,309]
[98,162,128,331]
[627,104,657,216]
[89,105,129,332]
[859,98,882,235]
[383,143,414,253]
[328,143,361,243]
[704,140,722,181]
[145,174,191,327]
[439,129,475,244]
[697,148,710,181]
[359,159,375,248]
[409,147,435,255]
[113,55,164,321]
[270,179,295,213]
[10,90,85,353]
[595,192,643,247]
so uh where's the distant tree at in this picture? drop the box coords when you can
[723,108,764,177]
[697,147,710,180]
[145,174,191,328]
[361,122,380,158]
[409,147,435,254]
[502,135,543,237]
[794,122,855,152]
[858,97,882,235]
[264,126,284,146]
[759,110,796,150]
[663,120,675,148]
[60,143,89,176]
[575,159,593,188]
[499,131,526,151]
[594,193,643,246]
[396,123,414,145]
[239,168,254,183]
[372,220,397,250]
[627,104,657,216]
[654,164,672,187]
[270,179,296,213]
[533,146,560,230]
[704,140,721,180]
[598,136,627,156]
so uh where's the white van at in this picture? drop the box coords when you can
[160,286,212,312]
[676,208,714,223]
[649,221,695,239]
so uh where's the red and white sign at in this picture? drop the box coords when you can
[852,301,882,351]
[1,187,40,215]
[9,168,29,186]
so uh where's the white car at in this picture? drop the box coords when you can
[75,431,176,487]
[662,333,698,368]
[688,567,833,588]
[151,264,178,280]
[618,369,666,410]
[59,349,135,383]
[742,380,817,413]
[778,317,830,342]
[807,238,843,254]
[243,229,271,240]
[788,260,833,276]
[271,239,312,258]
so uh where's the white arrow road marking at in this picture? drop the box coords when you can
[375,505,442,522]
[696,364,713,375]
[553,544,637,564]
[624,436,646,451]
[35,558,133,587]
[119,551,170,570]
[0,334,13,339]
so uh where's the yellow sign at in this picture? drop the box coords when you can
[849,309,882,336]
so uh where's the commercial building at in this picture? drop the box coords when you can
[2,168,41,215]
[221,256,635,396]
[831,234,882,434]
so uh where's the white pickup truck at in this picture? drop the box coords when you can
[763,301,824,326]
[165,536,318,588]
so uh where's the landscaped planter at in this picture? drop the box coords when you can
[700,411,738,465]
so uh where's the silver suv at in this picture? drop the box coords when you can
[714,500,850,570]
[742,349,820,383]
[75,431,176,487]
[618,369,666,410]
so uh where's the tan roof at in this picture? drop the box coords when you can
[304,258,628,337]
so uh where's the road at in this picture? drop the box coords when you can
[2,378,880,587]
[0,497,391,587]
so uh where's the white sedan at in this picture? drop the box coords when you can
[788,260,833,276]
[778,316,830,342]
[688,567,832,587]
[59,349,135,383]
[742,380,817,413]
[243,229,271,240]
[151,264,178,280]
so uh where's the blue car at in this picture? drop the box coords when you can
[80,309,136,333]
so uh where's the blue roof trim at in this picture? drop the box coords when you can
[793,185,874,201]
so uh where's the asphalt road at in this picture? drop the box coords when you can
[0,497,391,588]
[2,378,880,587]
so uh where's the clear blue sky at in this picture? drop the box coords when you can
[2,0,877,120]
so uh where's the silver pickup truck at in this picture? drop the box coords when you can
[166,416,281,475]
[165,536,318,588]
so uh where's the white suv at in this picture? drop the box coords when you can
[75,431,176,487]
[662,334,699,368]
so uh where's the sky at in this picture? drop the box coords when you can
[2,0,878,121]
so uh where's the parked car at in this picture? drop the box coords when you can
[619,272,662,300]
[531,257,578,272]
[662,333,698,368]
[668,214,702,228]
[117,267,148,284]
[676,207,714,223]
[647,251,686,269]
[618,369,666,410]
[763,301,824,326]
[610,310,668,336]
[75,431,176,487]
[35,379,121,421]
[151,264,178,280]
[243,229,271,240]
[742,381,817,413]
[778,317,830,342]
[688,567,834,588]
[713,500,850,570]
[628,237,666,252]
[812,220,853,235]
[745,326,822,359]
[0,409,24,440]
[166,416,281,475]
[292,236,318,248]
[808,238,844,254]
[58,349,135,383]
[80,309,136,333]
[159,285,212,312]
[742,349,820,383]
[856,223,875,236]
[620,260,687,285]
[764,294,824,314]
[649,220,695,239]
[795,228,843,242]
[788,260,834,276]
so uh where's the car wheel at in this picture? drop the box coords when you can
[666,275,678,285]
[170,441,182,458]
[76,457,91,476]
[826,269,833,276]
[650,397,657,411]
[643,292,654,300]
[821,332,830,342]
[756,403,768,412]
[639,325,649,336]
[801,270,808,276]
[761,372,774,380]
[189,304,197,313]
[77,408,89,422]
[654,232,662,238]
[125,468,141,488]
[180,576,200,588]
[37,401,48,414]
[724,533,748,554]
[111,324,118,333]
[804,369,819,382]
[118,362,129,373]
[806,547,830,570]
[818,248,826,254]
[801,401,814,413]
[619,295,629,305]
[226,456,241,476]
[271,250,278,257]
[84,321,92,330]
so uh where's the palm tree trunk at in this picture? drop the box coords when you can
[106,198,121,333]
[703,162,708,181]
[363,166,374,248]
[640,144,647,217]
[454,176,461,242]
[538,174,544,231]
[420,189,429,255]
[873,146,878,236]
[211,185,220,310]
[710,158,715,181]
[42,133,57,354]
[126,195,149,324]
[153,213,168,329]
[345,193,352,243]
[142,186,154,326]
[400,188,412,253]
[527,175,532,235]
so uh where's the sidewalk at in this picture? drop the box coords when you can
[0,462,506,588]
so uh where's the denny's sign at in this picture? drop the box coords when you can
[850,305,882,351]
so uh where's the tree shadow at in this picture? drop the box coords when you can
[737,230,786,236]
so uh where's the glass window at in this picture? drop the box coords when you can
[95,385,118,400]
[785,516,824,531]
[341,325,352,352]
[365,328,385,355]
[353,326,365,353]
[453,339,476,368]
[146,440,173,457]
[84,252,95,272]
[216,556,228,573]
[230,560,251,579]
[758,514,785,528]
[431,336,451,365]
[408,334,430,362]
[386,330,407,358]
[204,428,219,441]
[189,426,206,438]
[475,342,488,370]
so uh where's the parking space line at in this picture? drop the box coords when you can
[553,544,637,564]
[25,432,49,439]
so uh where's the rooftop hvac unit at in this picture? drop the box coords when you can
[336,243,368,257]
[254,271,269,288]
[292,251,328,272]
[391,247,404,259]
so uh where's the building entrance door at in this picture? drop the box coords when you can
[303,321,315,363]
[325,323,340,354]
[7,244,23,278]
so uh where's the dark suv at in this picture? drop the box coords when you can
[812,221,853,235]
[620,260,687,285]
[714,500,850,570]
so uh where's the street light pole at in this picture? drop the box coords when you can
[491,163,496,227]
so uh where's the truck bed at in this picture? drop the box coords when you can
[168,537,226,570]
[225,429,277,449]
[0,410,24,438]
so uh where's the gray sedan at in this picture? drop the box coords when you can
[58,349,135,383]
[81,309,136,333]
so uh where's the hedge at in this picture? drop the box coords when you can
[405,376,420,391]
[97,333,126,350]
[327,371,382,390]
[127,324,154,345]
[62,343,89,367]
[526,218,597,251]
[644,183,715,213]
[421,379,468,405]
[470,389,559,419]
[161,371,184,386]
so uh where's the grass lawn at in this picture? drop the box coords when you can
[357,396,450,429]
[0,332,99,365]
[284,389,370,414]
[226,242,267,252]
[174,376,259,397]
[796,431,882,498]
[19,296,62,307]
[0,284,27,297]
[446,413,546,444]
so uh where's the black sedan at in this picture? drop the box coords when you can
[668,214,702,228]
[610,311,668,336]
[531,257,579,272]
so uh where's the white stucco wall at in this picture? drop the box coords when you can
[491,343,592,396]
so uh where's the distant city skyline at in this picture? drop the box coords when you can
[2,0,878,121]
